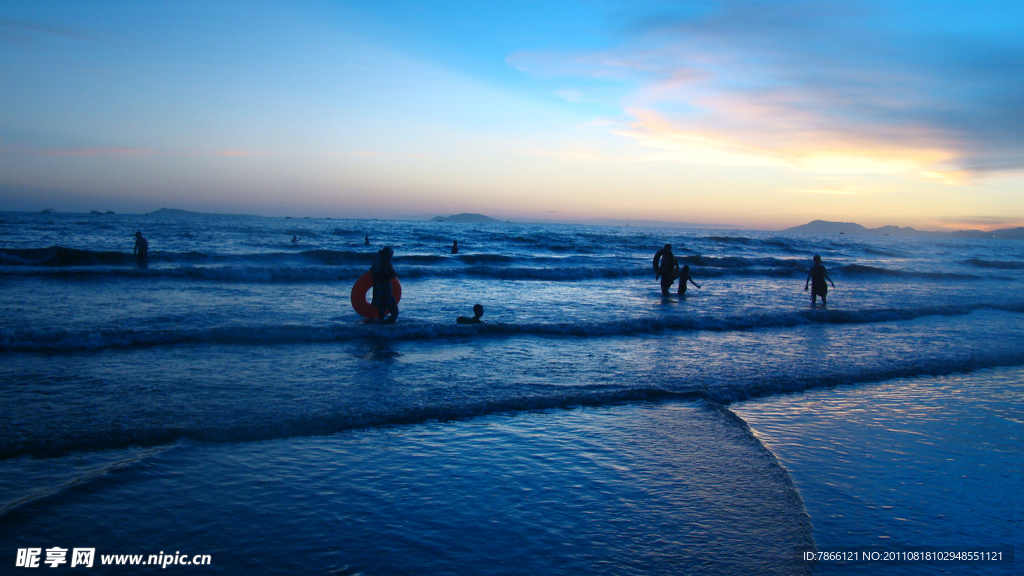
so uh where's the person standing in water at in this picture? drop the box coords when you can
[451,240,458,254]
[133,231,149,267]
[676,264,701,296]
[370,246,399,323]
[652,244,679,296]
[804,254,835,307]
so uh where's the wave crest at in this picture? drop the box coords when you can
[4,303,1021,353]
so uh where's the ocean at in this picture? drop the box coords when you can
[1,211,1020,574]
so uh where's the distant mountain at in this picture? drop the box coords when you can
[783,220,940,236]
[430,213,503,223]
[952,227,1024,239]
[784,220,871,235]
[870,225,923,235]
[784,220,1024,238]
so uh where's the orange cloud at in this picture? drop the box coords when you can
[614,108,964,182]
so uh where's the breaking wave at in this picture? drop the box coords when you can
[4,303,1021,353]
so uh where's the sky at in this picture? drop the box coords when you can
[1,0,1022,230]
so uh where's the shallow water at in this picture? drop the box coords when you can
[734,366,1023,575]
[2,401,815,575]
[2,211,1022,573]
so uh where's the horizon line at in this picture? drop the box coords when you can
[5,208,1021,234]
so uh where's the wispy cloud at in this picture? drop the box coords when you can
[934,215,1024,230]
[611,108,963,181]
[39,147,162,157]
[510,0,1024,180]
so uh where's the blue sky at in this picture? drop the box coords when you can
[1,0,1022,229]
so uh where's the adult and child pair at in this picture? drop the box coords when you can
[653,244,835,306]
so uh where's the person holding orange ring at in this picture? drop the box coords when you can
[370,246,399,323]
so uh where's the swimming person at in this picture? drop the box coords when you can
[652,244,679,296]
[364,236,370,245]
[805,254,835,307]
[451,240,458,254]
[292,235,299,244]
[676,264,701,296]
[133,231,149,267]
[370,246,399,323]
[456,304,484,324]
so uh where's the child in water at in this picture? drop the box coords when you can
[804,254,835,307]
[457,304,484,324]
[676,264,701,296]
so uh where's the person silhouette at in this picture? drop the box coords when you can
[133,231,149,267]
[370,246,399,323]
[676,264,701,296]
[804,254,835,307]
[457,304,484,324]
[451,240,458,254]
[364,236,370,245]
[652,244,679,296]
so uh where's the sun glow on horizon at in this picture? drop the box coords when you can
[0,1,1021,230]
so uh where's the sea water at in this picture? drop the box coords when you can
[1,211,1021,574]
[733,367,1022,575]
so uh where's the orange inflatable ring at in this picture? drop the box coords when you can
[351,271,402,319]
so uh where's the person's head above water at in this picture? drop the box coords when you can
[135,231,142,238]
[813,254,821,264]
[473,304,484,318]
[381,246,394,259]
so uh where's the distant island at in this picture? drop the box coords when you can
[430,213,503,224]
[951,227,1024,239]
[784,220,1024,239]
[783,220,938,236]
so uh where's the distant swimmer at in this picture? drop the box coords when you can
[370,246,399,323]
[676,264,701,296]
[805,254,835,307]
[456,304,484,324]
[652,244,679,296]
[364,236,370,245]
[292,235,299,244]
[133,231,149,267]
[451,240,458,254]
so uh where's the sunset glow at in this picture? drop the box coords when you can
[2,0,1022,230]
